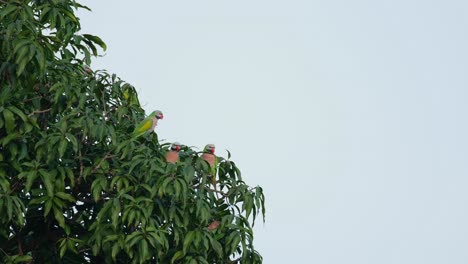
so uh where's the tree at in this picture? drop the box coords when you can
[0,1,265,263]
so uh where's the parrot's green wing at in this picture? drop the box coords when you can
[210,155,219,187]
[212,155,220,198]
[123,91,130,100]
[212,155,218,176]
[132,111,156,138]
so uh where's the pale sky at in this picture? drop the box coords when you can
[79,1,468,263]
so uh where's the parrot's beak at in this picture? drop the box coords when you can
[211,149,215,154]
[159,115,164,120]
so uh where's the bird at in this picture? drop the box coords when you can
[132,110,163,138]
[122,84,140,106]
[201,144,216,166]
[207,220,220,231]
[81,65,92,75]
[83,65,92,74]
[166,142,181,164]
[201,144,218,191]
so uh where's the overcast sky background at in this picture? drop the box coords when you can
[78,1,468,263]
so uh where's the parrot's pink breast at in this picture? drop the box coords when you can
[150,117,158,132]
[201,153,215,167]
[166,151,179,164]
[208,220,220,231]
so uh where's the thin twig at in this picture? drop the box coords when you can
[28,108,51,116]
[77,148,84,184]
[12,225,23,255]
[22,95,44,103]
[90,151,115,174]
[17,235,23,255]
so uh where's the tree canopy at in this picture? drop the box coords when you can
[0,1,265,263]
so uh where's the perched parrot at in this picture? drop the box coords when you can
[201,144,218,190]
[83,65,92,74]
[122,84,141,106]
[123,91,130,100]
[207,220,220,231]
[79,65,93,78]
[166,142,181,164]
[131,110,163,138]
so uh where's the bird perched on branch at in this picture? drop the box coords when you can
[132,110,163,138]
[166,142,181,164]
[122,84,141,106]
[207,220,220,231]
[202,144,218,191]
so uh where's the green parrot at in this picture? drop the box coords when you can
[122,84,141,106]
[131,110,163,138]
[201,144,218,191]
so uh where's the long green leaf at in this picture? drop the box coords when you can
[3,108,15,133]
[183,231,195,254]
[39,169,54,196]
[83,34,107,51]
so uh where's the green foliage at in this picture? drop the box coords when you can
[0,1,265,263]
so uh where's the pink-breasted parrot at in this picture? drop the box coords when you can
[207,220,220,231]
[166,142,181,164]
[83,65,92,74]
[201,144,218,190]
[132,110,163,138]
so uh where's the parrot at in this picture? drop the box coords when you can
[166,142,181,164]
[79,64,92,76]
[122,84,141,106]
[131,110,163,138]
[201,144,218,192]
[207,220,220,231]
[83,65,92,74]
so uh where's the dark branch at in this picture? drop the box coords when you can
[22,95,45,103]
[28,108,52,116]
[90,152,115,175]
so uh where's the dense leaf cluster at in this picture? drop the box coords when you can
[0,1,265,263]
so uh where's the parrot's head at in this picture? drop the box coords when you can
[204,144,215,154]
[171,142,182,152]
[83,65,92,74]
[155,110,164,120]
